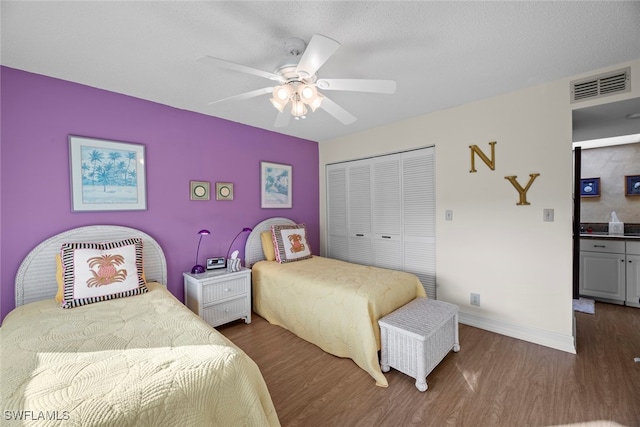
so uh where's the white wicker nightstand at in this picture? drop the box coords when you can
[379,297,460,392]
[183,268,251,328]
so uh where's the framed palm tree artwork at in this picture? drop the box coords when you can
[261,161,292,208]
[69,135,147,211]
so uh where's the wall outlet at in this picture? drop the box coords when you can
[543,208,554,222]
[470,293,481,306]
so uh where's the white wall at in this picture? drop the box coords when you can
[319,59,640,353]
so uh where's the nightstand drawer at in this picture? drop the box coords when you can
[202,277,248,303]
[202,297,248,326]
[183,268,251,328]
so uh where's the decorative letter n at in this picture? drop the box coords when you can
[469,141,497,173]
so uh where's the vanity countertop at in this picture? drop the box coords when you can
[580,233,640,240]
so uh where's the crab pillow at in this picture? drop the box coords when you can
[271,224,312,263]
[59,238,147,308]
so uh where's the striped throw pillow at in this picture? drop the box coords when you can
[271,224,312,263]
[60,238,147,308]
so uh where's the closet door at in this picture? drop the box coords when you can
[326,165,348,261]
[402,148,436,298]
[348,162,373,265]
[371,155,402,270]
[326,147,436,298]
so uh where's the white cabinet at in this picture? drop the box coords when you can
[579,239,640,307]
[326,147,436,298]
[579,239,626,303]
[183,268,251,327]
[626,241,640,308]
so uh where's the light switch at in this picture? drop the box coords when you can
[543,208,554,222]
[445,210,453,221]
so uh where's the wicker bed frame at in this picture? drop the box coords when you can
[244,217,296,267]
[15,225,167,307]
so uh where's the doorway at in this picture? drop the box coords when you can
[572,97,640,304]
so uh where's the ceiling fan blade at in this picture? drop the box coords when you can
[319,96,357,125]
[295,34,340,78]
[316,79,397,94]
[197,55,283,82]
[274,105,291,128]
[207,87,273,105]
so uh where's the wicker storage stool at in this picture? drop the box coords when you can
[379,297,460,392]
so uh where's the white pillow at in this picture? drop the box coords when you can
[60,238,147,308]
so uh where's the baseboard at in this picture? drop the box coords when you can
[458,310,577,354]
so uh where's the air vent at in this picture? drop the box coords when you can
[570,67,630,103]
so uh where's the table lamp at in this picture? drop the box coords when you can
[191,229,211,274]
[226,227,252,271]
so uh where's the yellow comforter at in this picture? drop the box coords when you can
[252,256,426,387]
[0,282,279,427]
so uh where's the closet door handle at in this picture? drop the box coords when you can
[593,245,606,248]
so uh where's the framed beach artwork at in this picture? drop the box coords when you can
[261,161,292,208]
[579,177,600,198]
[69,135,147,211]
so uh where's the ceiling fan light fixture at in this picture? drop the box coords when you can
[200,34,397,128]
[291,97,307,117]
[299,84,317,102]
[273,85,291,102]
[308,93,324,112]
[270,97,286,112]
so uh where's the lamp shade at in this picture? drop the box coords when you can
[270,97,286,112]
[273,85,291,101]
[299,84,318,104]
[291,97,307,117]
[191,229,211,274]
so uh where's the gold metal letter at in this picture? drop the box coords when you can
[504,173,540,205]
[469,141,497,173]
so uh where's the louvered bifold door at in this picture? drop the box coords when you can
[372,155,402,270]
[348,162,373,266]
[402,148,436,299]
[326,165,348,261]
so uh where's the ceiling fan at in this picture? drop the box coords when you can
[197,34,397,128]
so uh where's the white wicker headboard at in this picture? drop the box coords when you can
[244,217,296,268]
[15,225,167,307]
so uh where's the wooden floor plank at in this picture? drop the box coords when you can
[219,302,640,426]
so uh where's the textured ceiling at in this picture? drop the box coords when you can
[2,1,640,142]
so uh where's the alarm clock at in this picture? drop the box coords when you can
[206,257,226,270]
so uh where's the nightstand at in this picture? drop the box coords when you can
[183,268,251,328]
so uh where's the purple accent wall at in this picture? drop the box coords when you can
[0,66,319,322]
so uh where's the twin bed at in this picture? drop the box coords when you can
[245,217,426,387]
[1,218,426,425]
[1,225,279,426]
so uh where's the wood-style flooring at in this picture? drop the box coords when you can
[218,302,640,427]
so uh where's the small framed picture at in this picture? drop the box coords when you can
[625,175,640,196]
[190,181,210,200]
[580,178,600,197]
[216,182,234,201]
[261,161,292,208]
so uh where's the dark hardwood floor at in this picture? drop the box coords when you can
[218,302,640,427]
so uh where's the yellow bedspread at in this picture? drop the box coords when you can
[252,256,426,387]
[0,282,279,427]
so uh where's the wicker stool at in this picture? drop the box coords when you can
[379,297,460,392]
